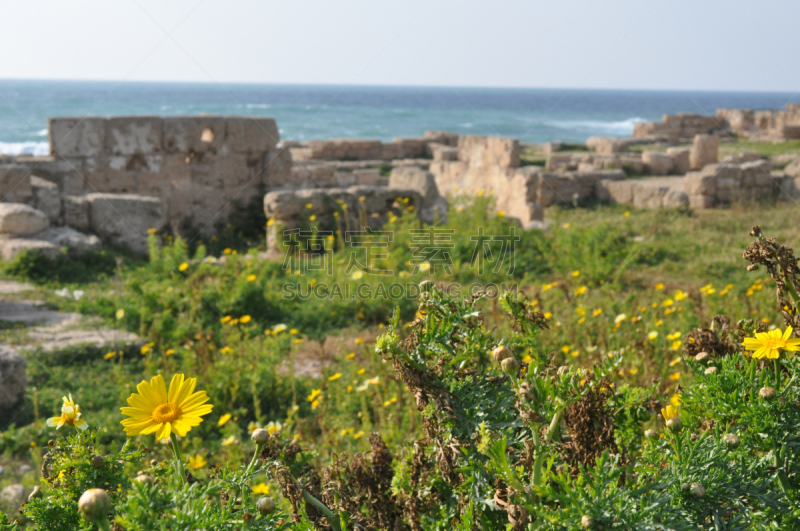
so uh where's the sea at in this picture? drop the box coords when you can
[0,79,797,156]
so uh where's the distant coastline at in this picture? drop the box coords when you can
[0,79,797,155]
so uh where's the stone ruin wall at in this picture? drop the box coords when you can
[633,103,800,142]
[0,116,292,236]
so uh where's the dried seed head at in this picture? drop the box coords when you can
[581,514,594,528]
[759,386,776,401]
[644,429,658,439]
[680,482,690,491]
[149,459,159,467]
[78,488,112,522]
[747,264,758,272]
[91,456,104,469]
[557,365,570,375]
[492,345,511,363]
[691,483,705,497]
[704,366,717,375]
[695,352,709,362]
[666,417,682,432]
[27,486,42,501]
[500,357,519,376]
[256,496,276,515]
[251,428,270,445]
[723,433,740,448]
[419,280,435,292]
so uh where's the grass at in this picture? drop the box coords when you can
[0,198,798,523]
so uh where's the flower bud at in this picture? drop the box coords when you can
[759,386,776,401]
[134,474,152,485]
[704,366,717,375]
[695,352,709,362]
[723,433,740,448]
[78,488,112,522]
[666,417,682,432]
[492,346,511,363]
[91,456,104,469]
[680,482,689,491]
[644,429,658,439]
[500,357,519,376]
[581,514,594,529]
[256,496,276,515]
[251,429,270,445]
[690,483,705,497]
[419,280,434,292]
[557,365,569,376]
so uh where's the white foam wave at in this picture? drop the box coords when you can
[36,129,48,136]
[246,103,272,109]
[0,141,49,156]
[547,117,646,135]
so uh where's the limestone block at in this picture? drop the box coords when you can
[642,151,674,175]
[0,347,27,419]
[63,196,90,232]
[429,160,467,196]
[86,193,163,254]
[106,116,162,156]
[741,160,773,187]
[31,226,100,254]
[264,189,338,219]
[545,153,577,171]
[458,136,520,169]
[684,172,717,196]
[577,162,597,172]
[381,142,404,160]
[393,137,428,158]
[596,179,635,205]
[0,203,49,236]
[537,173,581,206]
[225,117,280,153]
[163,116,226,154]
[30,176,61,224]
[263,148,293,189]
[689,134,719,170]
[586,136,629,155]
[632,185,667,209]
[424,130,459,147]
[334,171,356,187]
[666,147,691,174]
[689,194,715,209]
[0,164,34,204]
[352,169,383,186]
[48,117,106,158]
[0,238,59,260]
[429,143,458,161]
[784,158,800,179]
[663,189,689,208]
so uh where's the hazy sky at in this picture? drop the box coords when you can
[1,0,797,91]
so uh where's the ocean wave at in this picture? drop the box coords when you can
[0,141,49,156]
[246,103,272,109]
[546,117,646,136]
[37,129,48,136]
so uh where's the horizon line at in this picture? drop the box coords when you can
[0,77,797,96]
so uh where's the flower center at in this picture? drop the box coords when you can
[152,402,181,424]
[762,338,787,350]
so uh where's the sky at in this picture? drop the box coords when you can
[0,0,797,92]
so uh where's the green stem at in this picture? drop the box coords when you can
[302,490,343,531]
[246,444,264,475]
[532,451,546,489]
[95,520,112,531]
[170,433,186,487]
[775,359,782,390]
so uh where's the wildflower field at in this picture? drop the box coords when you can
[1,198,799,530]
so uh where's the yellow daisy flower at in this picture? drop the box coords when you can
[47,394,88,431]
[661,404,679,422]
[188,454,207,470]
[743,326,800,360]
[120,374,213,441]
